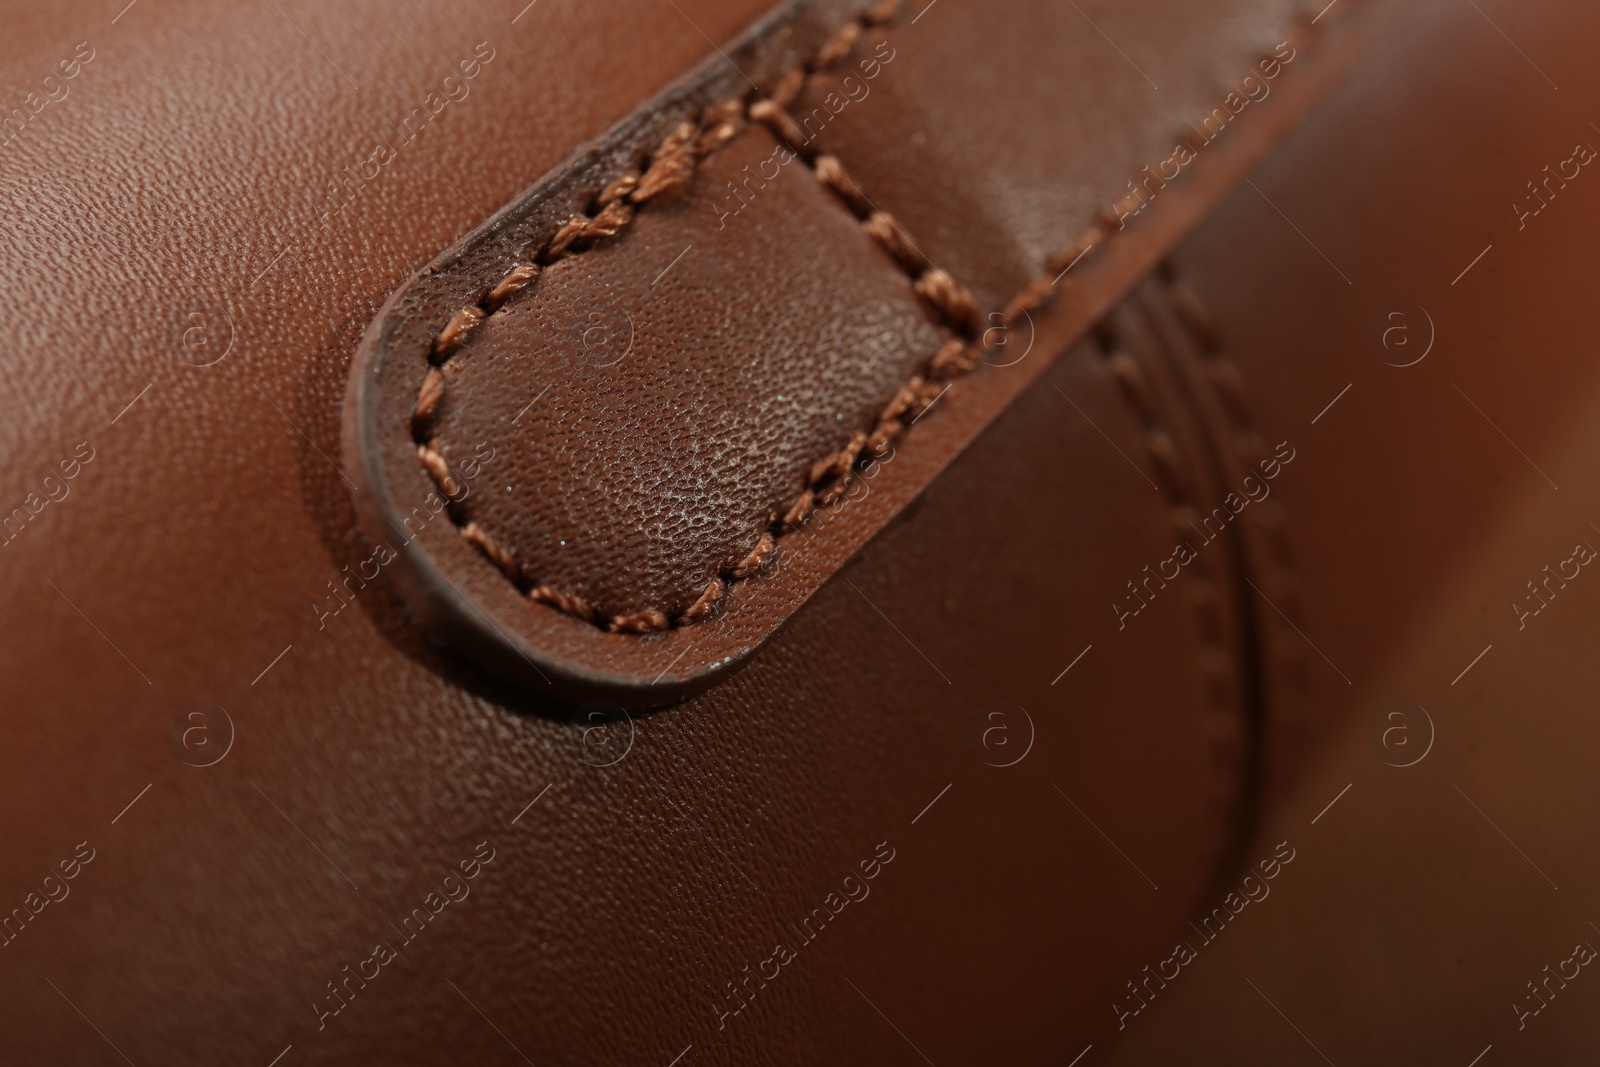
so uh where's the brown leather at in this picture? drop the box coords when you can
[1103,0,1600,1060]
[1,0,1320,1062]
[783,0,1304,313]
[421,121,947,623]
[10,0,1597,1063]
[345,0,1368,703]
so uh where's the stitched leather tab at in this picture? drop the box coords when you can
[425,123,947,633]
[344,0,1370,704]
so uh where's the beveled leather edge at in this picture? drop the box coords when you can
[343,0,1374,707]
[345,0,881,707]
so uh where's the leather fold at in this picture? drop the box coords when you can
[343,0,1373,703]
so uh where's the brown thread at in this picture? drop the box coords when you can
[462,520,517,577]
[1093,307,1242,813]
[813,21,863,69]
[682,577,727,622]
[486,263,540,307]
[431,306,484,364]
[414,367,447,428]
[412,0,1335,634]
[1158,269,1308,693]
[417,443,461,498]
[1132,267,1310,849]
[529,583,600,624]
[726,531,777,579]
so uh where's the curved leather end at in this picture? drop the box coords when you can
[344,0,898,708]
[343,0,1371,707]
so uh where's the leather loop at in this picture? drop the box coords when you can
[343,0,1370,704]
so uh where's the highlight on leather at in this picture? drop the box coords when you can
[22,0,1600,1062]
[343,0,1368,704]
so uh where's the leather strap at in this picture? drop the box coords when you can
[344,0,1372,704]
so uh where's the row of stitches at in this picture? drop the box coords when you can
[1096,309,1242,845]
[409,0,1336,636]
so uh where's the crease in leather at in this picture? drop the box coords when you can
[1090,275,1255,884]
[410,0,1351,634]
[1125,268,1310,885]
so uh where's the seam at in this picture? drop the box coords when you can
[1094,294,1241,883]
[410,0,1333,634]
[1157,268,1309,816]
[1134,268,1283,886]
[1158,269,1307,696]
[1093,295,1241,861]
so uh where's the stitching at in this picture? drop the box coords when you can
[411,0,1332,634]
[1158,269,1308,695]
[1092,297,1241,834]
[1140,267,1308,859]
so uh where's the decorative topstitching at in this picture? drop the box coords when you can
[408,0,1334,633]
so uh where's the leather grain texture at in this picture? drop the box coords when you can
[0,0,1314,1063]
[1106,0,1600,1059]
[410,123,950,628]
[345,0,1371,704]
[11,0,1600,1060]
[786,0,1302,312]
